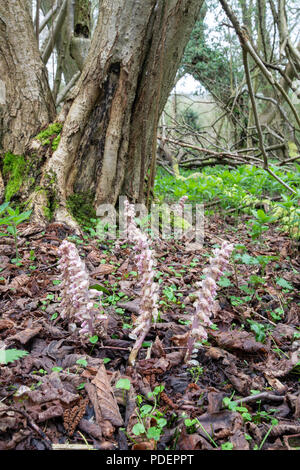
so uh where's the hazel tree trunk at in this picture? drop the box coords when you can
[1,0,202,226]
[35,0,202,225]
[0,1,55,155]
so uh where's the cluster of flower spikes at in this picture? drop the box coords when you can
[123,200,159,365]
[58,239,107,336]
[186,240,234,363]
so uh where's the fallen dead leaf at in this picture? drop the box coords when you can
[211,330,268,354]
[91,264,115,276]
[90,363,123,427]
[9,326,42,345]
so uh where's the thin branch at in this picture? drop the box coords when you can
[242,47,296,194]
[41,0,68,65]
[39,0,60,34]
[279,154,300,166]
[56,71,81,106]
[158,135,264,164]
[234,392,284,406]
[3,407,52,450]
[219,0,300,130]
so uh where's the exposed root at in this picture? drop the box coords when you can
[27,190,49,227]
[53,206,83,235]
[29,190,82,235]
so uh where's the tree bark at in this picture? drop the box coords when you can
[36,0,202,224]
[0,0,55,155]
[0,0,201,227]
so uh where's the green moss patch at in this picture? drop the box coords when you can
[35,122,63,150]
[3,152,28,201]
[67,191,96,228]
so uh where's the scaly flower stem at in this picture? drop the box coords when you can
[185,241,234,363]
[123,200,159,366]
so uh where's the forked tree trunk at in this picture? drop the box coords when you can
[34,0,202,225]
[1,0,201,226]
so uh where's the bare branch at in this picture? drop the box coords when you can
[39,0,59,34]
[56,71,81,106]
[242,47,296,194]
[41,0,67,65]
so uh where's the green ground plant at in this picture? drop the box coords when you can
[155,164,300,238]
[0,349,29,365]
[0,202,32,262]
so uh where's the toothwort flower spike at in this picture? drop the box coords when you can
[185,241,234,363]
[123,200,159,366]
[58,240,107,337]
[178,195,188,212]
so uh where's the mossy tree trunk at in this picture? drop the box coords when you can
[0,0,201,227]
[36,0,202,225]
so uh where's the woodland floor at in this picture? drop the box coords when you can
[0,214,299,451]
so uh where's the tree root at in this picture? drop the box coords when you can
[29,190,82,235]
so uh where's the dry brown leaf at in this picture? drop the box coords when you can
[9,326,42,345]
[196,410,243,438]
[26,372,79,406]
[0,319,14,330]
[211,330,268,354]
[151,336,166,358]
[91,264,115,276]
[230,430,250,450]
[118,259,129,273]
[78,418,102,440]
[132,441,156,450]
[264,375,287,393]
[90,363,123,427]
[178,430,214,450]
[117,299,140,314]
[207,390,225,414]
[255,347,300,378]
[270,423,300,437]
[0,429,31,450]
[87,250,104,264]
[0,403,26,432]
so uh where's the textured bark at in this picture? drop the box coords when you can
[40,0,202,225]
[0,0,55,154]
[0,0,201,228]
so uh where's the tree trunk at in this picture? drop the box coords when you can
[0,0,201,227]
[0,1,55,155]
[34,0,202,224]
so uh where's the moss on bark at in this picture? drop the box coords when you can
[35,122,63,150]
[2,152,28,201]
[66,191,96,227]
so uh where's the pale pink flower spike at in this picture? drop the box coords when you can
[185,241,234,364]
[58,240,107,337]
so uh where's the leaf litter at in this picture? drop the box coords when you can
[0,216,299,451]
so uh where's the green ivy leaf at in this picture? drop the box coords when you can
[89,335,99,344]
[76,358,88,367]
[221,442,234,450]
